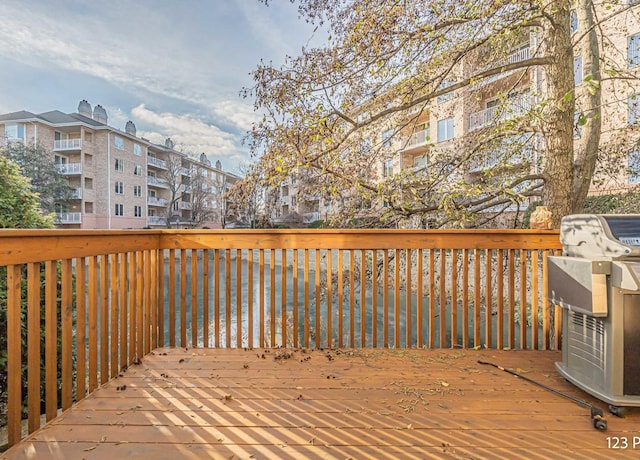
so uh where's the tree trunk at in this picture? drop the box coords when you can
[540,2,575,227]
[571,0,601,213]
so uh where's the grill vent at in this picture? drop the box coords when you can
[567,310,605,376]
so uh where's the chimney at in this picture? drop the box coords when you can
[215,160,222,170]
[78,99,92,118]
[125,120,136,136]
[92,104,108,124]
[165,138,174,149]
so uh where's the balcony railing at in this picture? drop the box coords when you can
[468,95,531,131]
[0,229,562,448]
[55,212,82,224]
[147,156,167,169]
[56,163,82,175]
[146,216,166,226]
[71,187,82,199]
[401,129,429,151]
[181,167,191,176]
[53,139,82,151]
[147,196,168,207]
[179,201,192,210]
[147,176,168,188]
[302,211,321,223]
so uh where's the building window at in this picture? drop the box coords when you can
[133,143,142,156]
[383,160,393,177]
[5,124,25,140]
[133,185,141,197]
[115,181,124,194]
[84,178,93,189]
[114,135,124,150]
[570,9,578,34]
[382,129,393,147]
[85,153,93,165]
[629,94,640,124]
[84,132,93,143]
[115,203,124,216]
[134,164,142,176]
[629,150,640,184]
[134,205,143,217]
[629,33,640,68]
[437,80,455,104]
[115,158,124,171]
[85,202,93,214]
[437,117,454,142]
[574,56,583,85]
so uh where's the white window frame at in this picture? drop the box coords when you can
[114,135,124,150]
[437,117,455,142]
[629,33,640,68]
[134,164,142,176]
[133,185,142,197]
[574,56,583,85]
[629,94,640,124]
[5,124,25,140]
[115,158,124,171]
[115,203,124,216]
[629,150,640,184]
[133,143,142,156]
[115,181,124,195]
[134,205,143,217]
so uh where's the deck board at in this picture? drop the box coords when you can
[3,348,640,459]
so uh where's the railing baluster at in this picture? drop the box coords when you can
[215,249,221,348]
[169,249,176,347]
[315,249,321,348]
[238,249,243,349]
[7,265,22,447]
[88,256,98,393]
[497,249,505,350]
[281,249,287,348]
[180,249,187,348]
[226,248,232,348]
[61,259,73,411]
[109,255,118,379]
[205,249,210,348]
[136,252,143,360]
[553,250,563,350]
[44,260,58,422]
[474,249,481,348]
[383,249,389,348]
[429,249,436,348]
[406,249,412,348]
[439,249,446,348]
[327,249,332,348]
[531,250,539,350]
[542,249,550,350]
[100,255,109,385]
[158,249,165,348]
[461,249,468,348]
[350,250,355,348]
[27,261,41,433]
[119,254,128,369]
[292,249,299,348]
[451,250,458,348]
[150,249,158,350]
[258,249,264,348]
[520,249,527,349]
[416,249,423,348]
[269,249,275,348]
[75,258,87,402]
[372,250,378,348]
[508,249,516,349]
[338,249,344,348]
[192,249,198,348]
[394,249,400,348]
[129,252,137,362]
[485,249,493,349]
[145,250,151,355]
[361,249,367,348]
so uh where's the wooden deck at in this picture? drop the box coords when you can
[3,348,640,459]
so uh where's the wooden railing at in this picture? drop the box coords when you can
[0,229,561,447]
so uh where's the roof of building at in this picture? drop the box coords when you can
[0,110,38,122]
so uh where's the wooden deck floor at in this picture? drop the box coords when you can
[3,348,640,459]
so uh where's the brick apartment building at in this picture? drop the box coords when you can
[270,2,640,227]
[0,100,241,229]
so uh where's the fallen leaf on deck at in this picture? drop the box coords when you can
[83,446,97,451]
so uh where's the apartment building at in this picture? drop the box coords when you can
[0,100,241,229]
[270,2,640,226]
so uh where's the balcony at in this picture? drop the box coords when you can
[474,43,530,86]
[147,196,168,207]
[147,156,167,169]
[56,163,82,175]
[3,230,632,457]
[400,129,429,154]
[302,211,321,223]
[146,216,166,226]
[71,187,82,199]
[181,167,191,176]
[53,138,82,151]
[179,201,192,210]
[147,176,168,188]
[468,95,531,131]
[55,212,82,224]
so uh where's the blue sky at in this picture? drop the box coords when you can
[0,0,318,173]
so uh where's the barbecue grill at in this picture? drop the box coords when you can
[548,214,640,414]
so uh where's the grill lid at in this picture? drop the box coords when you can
[560,214,640,259]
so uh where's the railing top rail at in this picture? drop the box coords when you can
[0,229,561,265]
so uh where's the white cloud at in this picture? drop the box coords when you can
[131,104,237,156]
[211,100,260,131]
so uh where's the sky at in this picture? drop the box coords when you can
[0,0,319,173]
